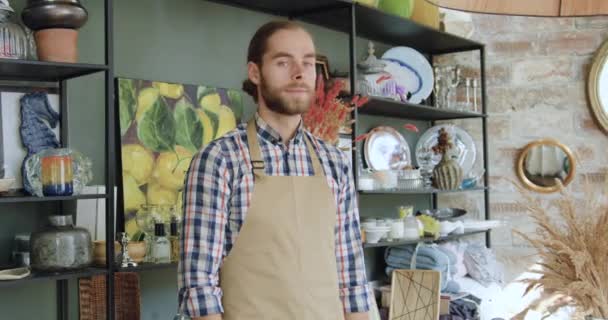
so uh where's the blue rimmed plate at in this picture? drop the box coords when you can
[381,46,434,104]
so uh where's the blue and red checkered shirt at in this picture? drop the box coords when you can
[178,113,370,317]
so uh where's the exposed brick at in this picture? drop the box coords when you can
[473,15,574,34]
[487,116,511,140]
[540,31,600,56]
[490,202,527,215]
[575,17,608,30]
[510,109,575,138]
[575,145,594,161]
[490,41,534,56]
[512,58,572,85]
[571,56,593,81]
[487,84,586,114]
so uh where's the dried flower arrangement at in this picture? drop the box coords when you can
[432,127,453,155]
[303,75,368,144]
[513,177,608,319]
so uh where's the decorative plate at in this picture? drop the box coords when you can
[415,124,476,176]
[381,46,434,104]
[364,126,411,170]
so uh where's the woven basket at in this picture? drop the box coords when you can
[79,272,141,320]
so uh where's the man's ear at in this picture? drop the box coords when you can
[248,62,261,86]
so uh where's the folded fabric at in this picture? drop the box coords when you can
[385,244,450,267]
[463,244,504,287]
[436,245,458,276]
[439,242,467,278]
[385,244,457,292]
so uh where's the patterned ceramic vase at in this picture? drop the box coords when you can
[432,153,463,190]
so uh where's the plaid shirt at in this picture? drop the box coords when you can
[178,113,370,317]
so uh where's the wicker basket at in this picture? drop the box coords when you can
[79,272,141,320]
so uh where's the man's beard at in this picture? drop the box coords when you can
[259,75,313,116]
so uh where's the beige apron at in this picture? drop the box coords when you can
[219,119,345,320]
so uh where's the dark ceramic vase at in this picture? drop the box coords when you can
[30,215,92,272]
[22,0,88,31]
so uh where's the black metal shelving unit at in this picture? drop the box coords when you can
[363,230,489,249]
[0,0,115,319]
[209,0,491,288]
[0,1,489,318]
[0,268,108,288]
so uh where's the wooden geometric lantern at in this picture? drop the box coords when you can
[389,269,441,320]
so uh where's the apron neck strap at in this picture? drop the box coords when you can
[303,133,324,177]
[246,117,324,177]
[247,119,265,175]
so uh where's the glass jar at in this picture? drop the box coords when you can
[30,215,93,272]
[0,7,29,59]
[41,148,74,196]
[25,148,93,197]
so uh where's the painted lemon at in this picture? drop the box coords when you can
[151,146,194,191]
[136,87,160,122]
[196,109,214,145]
[200,93,222,114]
[215,105,237,139]
[153,82,184,99]
[121,144,154,186]
[146,182,178,209]
[123,173,146,213]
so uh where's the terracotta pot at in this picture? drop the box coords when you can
[93,240,120,266]
[34,28,78,62]
[127,241,146,263]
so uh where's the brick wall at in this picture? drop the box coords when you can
[436,10,608,280]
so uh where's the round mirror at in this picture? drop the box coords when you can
[516,139,575,193]
[588,39,608,133]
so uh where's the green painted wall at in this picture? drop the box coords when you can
[0,0,433,318]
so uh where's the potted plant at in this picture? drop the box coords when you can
[21,0,88,62]
[431,127,463,190]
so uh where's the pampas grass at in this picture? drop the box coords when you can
[513,176,608,319]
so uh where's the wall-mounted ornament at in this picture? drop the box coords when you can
[588,39,608,134]
[516,139,575,193]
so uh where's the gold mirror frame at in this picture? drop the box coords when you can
[588,39,608,134]
[516,139,576,193]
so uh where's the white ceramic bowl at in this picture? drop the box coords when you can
[361,221,377,229]
[364,226,390,243]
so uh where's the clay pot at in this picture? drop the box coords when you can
[127,241,146,263]
[93,240,120,266]
[34,28,78,62]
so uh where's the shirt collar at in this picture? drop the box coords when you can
[254,112,305,146]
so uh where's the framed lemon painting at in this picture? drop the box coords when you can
[116,77,243,240]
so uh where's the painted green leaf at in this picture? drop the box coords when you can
[196,86,217,103]
[137,98,176,152]
[204,110,219,139]
[118,79,136,136]
[227,89,243,121]
[174,98,203,152]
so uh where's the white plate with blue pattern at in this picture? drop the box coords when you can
[381,46,434,104]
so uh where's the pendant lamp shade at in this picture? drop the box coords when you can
[424,0,608,17]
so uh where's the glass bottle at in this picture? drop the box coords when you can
[170,217,179,263]
[0,4,29,60]
[153,223,170,264]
